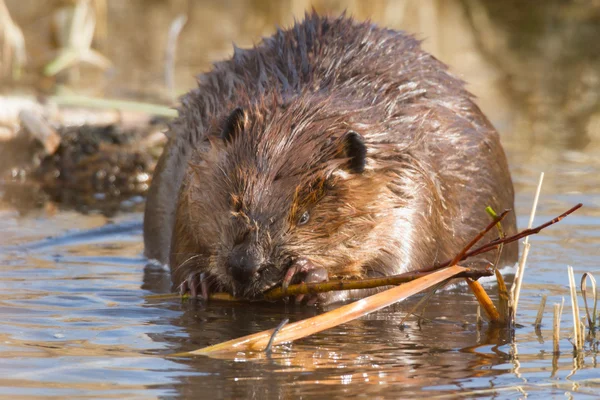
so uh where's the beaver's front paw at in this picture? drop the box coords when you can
[282,258,329,305]
[178,272,210,301]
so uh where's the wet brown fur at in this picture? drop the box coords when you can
[144,13,518,300]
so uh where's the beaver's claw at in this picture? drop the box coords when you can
[282,258,329,305]
[178,272,209,300]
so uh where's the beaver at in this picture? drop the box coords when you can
[143,13,518,304]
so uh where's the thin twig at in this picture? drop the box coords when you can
[452,203,582,266]
[449,210,510,267]
[265,318,289,356]
[398,280,447,326]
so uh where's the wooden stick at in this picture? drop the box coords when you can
[147,204,581,303]
[263,268,490,301]
[145,268,491,302]
[174,265,467,357]
[19,110,61,155]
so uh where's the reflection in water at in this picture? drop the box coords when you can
[143,295,508,398]
[1,0,599,398]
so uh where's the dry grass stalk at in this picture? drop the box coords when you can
[92,0,107,44]
[511,172,544,319]
[165,14,188,97]
[553,304,560,353]
[0,95,172,141]
[174,265,467,357]
[495,269,510,324]
[553,298,564,354]
[580,272,597,329]
[45,0,111,77]
[50,95,177,118]
[0,0,27,79]
[534,294,547,328]
[510,242,530,317]
[567,266,584,352]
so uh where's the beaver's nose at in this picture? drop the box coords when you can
[227,244,264,284]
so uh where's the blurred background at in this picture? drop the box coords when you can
[2,0,600,148]
[1,0,599,213]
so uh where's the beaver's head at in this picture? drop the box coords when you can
[171,95,406,298]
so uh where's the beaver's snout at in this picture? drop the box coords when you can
[227,243,265,284]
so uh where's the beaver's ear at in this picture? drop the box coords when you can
[342,130,367,173]
[221,107,247,142]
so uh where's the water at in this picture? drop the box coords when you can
[2,1,600,398]
[1,149,598,399]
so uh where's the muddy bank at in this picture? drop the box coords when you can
[0,97,167,215]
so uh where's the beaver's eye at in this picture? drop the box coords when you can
[298,211,310,226]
